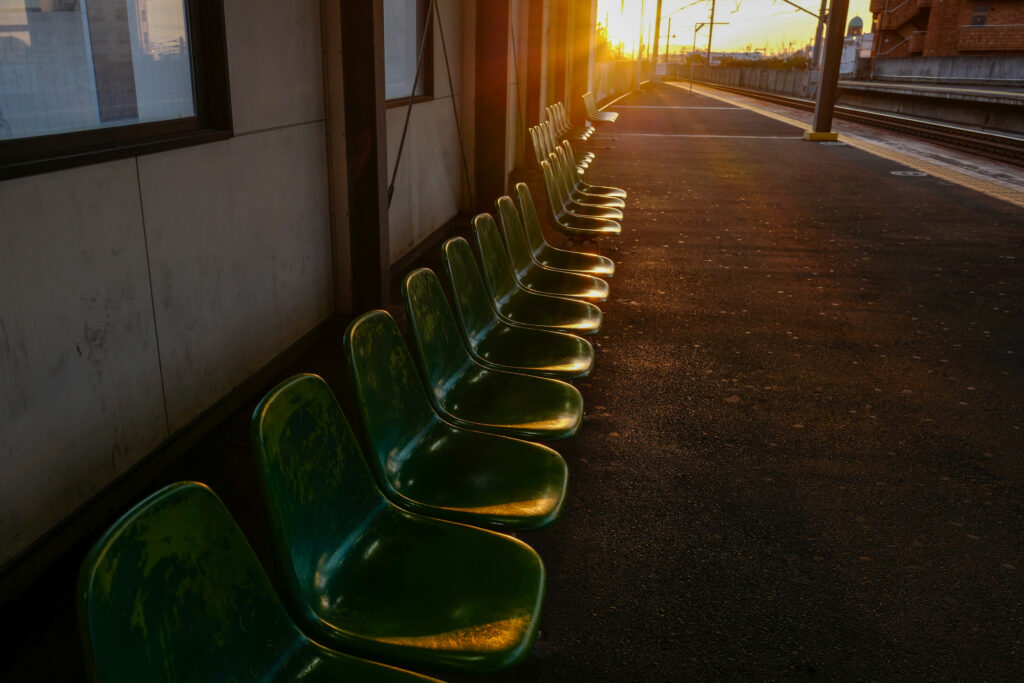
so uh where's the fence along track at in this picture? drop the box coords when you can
[690,81,1024,166]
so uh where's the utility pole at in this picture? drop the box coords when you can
[706,0,716,68]
[665,17,671,65]
[689,19,728,92]
[811,0,828,67]
[652,0,663,73]
[635,0,646,90]
[805,0,850,140]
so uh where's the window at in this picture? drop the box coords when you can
[383,0,432,103]
[0,0,229,179]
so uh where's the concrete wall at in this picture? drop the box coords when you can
[872,55,1024,86]
[0,0,334,568]
[691,65,812,98]
[386,0,470,263]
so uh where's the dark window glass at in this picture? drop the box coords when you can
[0,0,230,179]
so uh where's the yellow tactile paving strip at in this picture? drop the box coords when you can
[666,82,1024,210]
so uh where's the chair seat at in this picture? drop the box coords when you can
[498,287,604,335]
[534,244,616,277]
[472,322,594,378]
[389,419,568,527]
[556,207,623,233]
[516,263,609,301]
[569,188,625,209]
[306,502,545,672]
[563,201,623,221]
[578,181,627,199]
[437,362,583,440]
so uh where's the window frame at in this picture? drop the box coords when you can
[384,0,434,108]
[0,0,232,181]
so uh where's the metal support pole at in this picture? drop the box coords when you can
[706,0,716,68]
[690,23,700,92]
[652,0,663,72]
[665,17,671,66]
[805,0,850,141]
[811,0,828,67]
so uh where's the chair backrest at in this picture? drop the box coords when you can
[551,103,565,134]
[252,374,385,625]
[514,183,549,256]
[541,120,558,155]
[584,92,595,117]
[496,195,537,278]
[344,310,440,486]
[401,268,475,393]
[442,236,501,346]
[562,139,582,168]
[78,482,299,683]
[528,126,545,165]
[546,152,572,205]
[556,102,570,130]
[540,160,567,217]
[471,213,520,303]
[553,147,579,194]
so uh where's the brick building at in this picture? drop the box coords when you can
[872,0,1024,58]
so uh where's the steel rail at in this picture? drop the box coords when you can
[691,81,1024,165]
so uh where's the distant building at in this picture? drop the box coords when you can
[871,0,1024,58]
[840,16,874,78]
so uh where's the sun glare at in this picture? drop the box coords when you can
[598,0,874,59]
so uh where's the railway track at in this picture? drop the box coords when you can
[691,81,1024,166]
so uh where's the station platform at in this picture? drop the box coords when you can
[2,82,1022,681]
[838,79,1024,106]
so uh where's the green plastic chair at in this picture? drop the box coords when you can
[541,161,622,239]
[584,92,618,123]
[252,374,547,674]
[547,152,623,219]
[542,120,591,169]
[495,195,609,302]
[441,236,595,379]
[470,216,604,334]
[545,103,590,141]
[344,311,568,529]
[528,126,547,166]
[514,183,616,278]
[555,143,627,200]
[401,268,584,441]
[548,149,625,209]
[78,481,439,683]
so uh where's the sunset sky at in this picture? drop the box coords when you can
[598,0,873,56]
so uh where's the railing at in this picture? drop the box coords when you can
[879,0,920,32]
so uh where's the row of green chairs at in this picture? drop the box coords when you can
[530,117,627,242]
[76,177,625,681]
[545,102,591,142]
[584,91,618,125]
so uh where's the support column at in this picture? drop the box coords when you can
[549,0,568,109]
[475,0,510,211]
[525,0,544,129]
[805,0,850,142]
[567,0,595,126]
[339,0,390,308]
